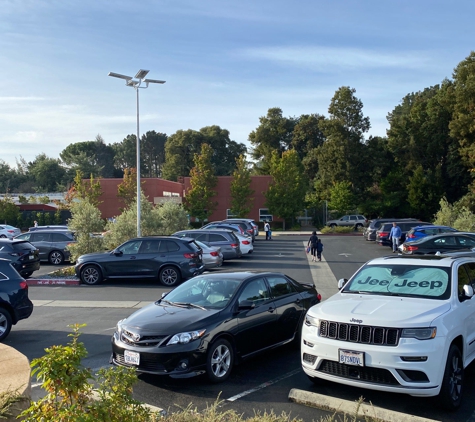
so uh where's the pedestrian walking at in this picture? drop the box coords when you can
[389,222,402,253]
[33,220,38,227]
[316,239,324,261]
[264,221,270,240]
[307,231,319,261]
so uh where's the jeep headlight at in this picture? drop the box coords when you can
[401,327,437,340]
[305,314,319,327]
[167,329,206,345]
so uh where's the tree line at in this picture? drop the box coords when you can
[2,52,475,222]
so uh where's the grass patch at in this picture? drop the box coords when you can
[48,266,76,277]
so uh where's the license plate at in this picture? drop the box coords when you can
[124,350,140,365]
[29,255,34,260]
[339,349,364,366]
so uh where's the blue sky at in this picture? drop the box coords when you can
[1,0,474,168]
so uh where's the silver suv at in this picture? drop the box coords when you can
[325,214,367,228]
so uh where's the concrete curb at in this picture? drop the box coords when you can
[288,389,440,422]
[27,278,80,286]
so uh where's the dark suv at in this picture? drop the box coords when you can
[172,229,242,260]
[376,221,432,246]
[0,239,40,278]
[363,218,420,241]
[0,259,34,341]
[75,236,204,287]
[15,230,76,265]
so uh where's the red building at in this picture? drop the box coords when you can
[96,176,276,223]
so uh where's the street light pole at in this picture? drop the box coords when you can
[108,70,166,237]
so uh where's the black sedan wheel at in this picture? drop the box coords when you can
[80,265,103,285]
[206,338,234,383]
[49,250,65,265]
[0,307,12,341]
[159,266,181,287]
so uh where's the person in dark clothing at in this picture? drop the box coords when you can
[307,231,319,262]
[316,239,324,261]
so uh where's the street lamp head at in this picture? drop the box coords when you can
[135,69,150,80]
[126,79,139,87]
[108,71,133,81]
[143,78,166,84]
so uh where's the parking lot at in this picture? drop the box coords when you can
[5,234,475,421]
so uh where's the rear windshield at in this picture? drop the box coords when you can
[342,264,451,300]
[12,242,36,251]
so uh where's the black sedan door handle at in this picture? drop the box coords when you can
[130,256,136,260]
[267,306,275,313]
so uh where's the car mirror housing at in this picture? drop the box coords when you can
[463,284,474,299]
[337,278,348,290]
[238,300,255,310]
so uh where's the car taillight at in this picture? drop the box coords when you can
[183,253,198,259]
[407,234,415,238]
[7,230,14,234]
[210,251,219,257]
[406,245,419,251]
[242,240,250,245]
[231,243,239,248]
[247,229,253,234]
[317,293,322,301]
[379,231,389,237]
[19,281,28,290]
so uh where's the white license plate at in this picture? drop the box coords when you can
[339,349,364,366]
[29,255,34,260]
[124,350,140,365]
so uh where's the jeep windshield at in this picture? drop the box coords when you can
[341,264,451,300]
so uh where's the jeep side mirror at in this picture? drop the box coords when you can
[338,278,348,290]
[463,284,474,299]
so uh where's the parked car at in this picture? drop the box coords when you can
[404,225,458,243]
[111,271,321,382]
[223,218,259,238]
[302,253,475,409]
[235,232,253,255]
[14,230,76,265]
[200,222,248,238]
[0,259,34,341]
[0,224,21,240]
[401,232,475,255]
[172,229,242,260]
[29,225,69,232]
[222,219,256,241]
[376,221,432,246]
[0,239,40,278]
[75,236,205,287]
[325,215,367,228]
[194,240,223,270]
[363,218,420,241]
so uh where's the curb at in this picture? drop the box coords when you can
[288,389,440,422]
[27,278,81,286]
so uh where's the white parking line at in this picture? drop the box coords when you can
[226,368,301,402]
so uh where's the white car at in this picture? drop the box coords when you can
[0,224,21,240]
[235,232,253,255]
[301,254,475,410]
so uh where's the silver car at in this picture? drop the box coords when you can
[195,240,223,269]
[325,214,367,228]
[0,224,21,240]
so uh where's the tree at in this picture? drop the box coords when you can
[230,155,254,217]
[141,131,167,177]
[249,107,297,174]
[184,143,218,222]
[0,196,20,225]
[70,170,103,208]
[328,181,356,215]
[117,168,138,211]
[407,165,444,221]
[265,150,307,230]
[111,134,137,172]
[154,201,189,235]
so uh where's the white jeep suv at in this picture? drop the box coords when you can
[301,254,475,410]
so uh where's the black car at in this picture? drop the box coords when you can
[0,258,34,341]
[0,239,40,278]
[376,221,432,246]
[75,236,204,286]
[111,271,321,382]
[401,233,475,255]
[14,230,76,265]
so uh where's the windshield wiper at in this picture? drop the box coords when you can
[173,302,207,311]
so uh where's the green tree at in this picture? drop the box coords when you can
[184,143,218,222]
[230,155,254,217]
[0,196,20,225]
[265,150,306,230]
[328,181,356,215]
[117,168,138,211]
[111,134,137,173]
[141,130,167,177]
[71,170,103,208]
[249,107,297,175]
[154,201,189,235]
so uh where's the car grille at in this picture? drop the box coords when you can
[319,320,400,346]
[113,352,166,373]
[318,360,400,385]
[121,329,167,347]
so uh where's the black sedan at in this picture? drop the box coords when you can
[0,239,40,278]
[111,271,321,382]
[0,258,34,341]
[401,232,475,255]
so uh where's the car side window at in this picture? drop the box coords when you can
[17,233,31,241]
[51,233,69,241]
[465,263,475,289]
[238,278,270,306]
[119,240,141,254]
[350,216,356,221]
[0,272,7,280]
[195,233,208,242]
[34,233,51,242]
[457,237,475,247]
[159,240,180,253]
[209,234,226,242]
[458,265,471,301]
[139,240,160,253]
[341,216,349,221]
[267,276,295,298]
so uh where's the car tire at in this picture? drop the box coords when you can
[0,235,6,238]
[0,307,13,341]
[355,223,363,229]
[438,344,464,410]
[159,266,182,287]
[80,265,103,285]
[206,338,234,383]
[49,250,65,265]
[329,224,336,228]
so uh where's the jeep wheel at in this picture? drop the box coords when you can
[438,344,464,410]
